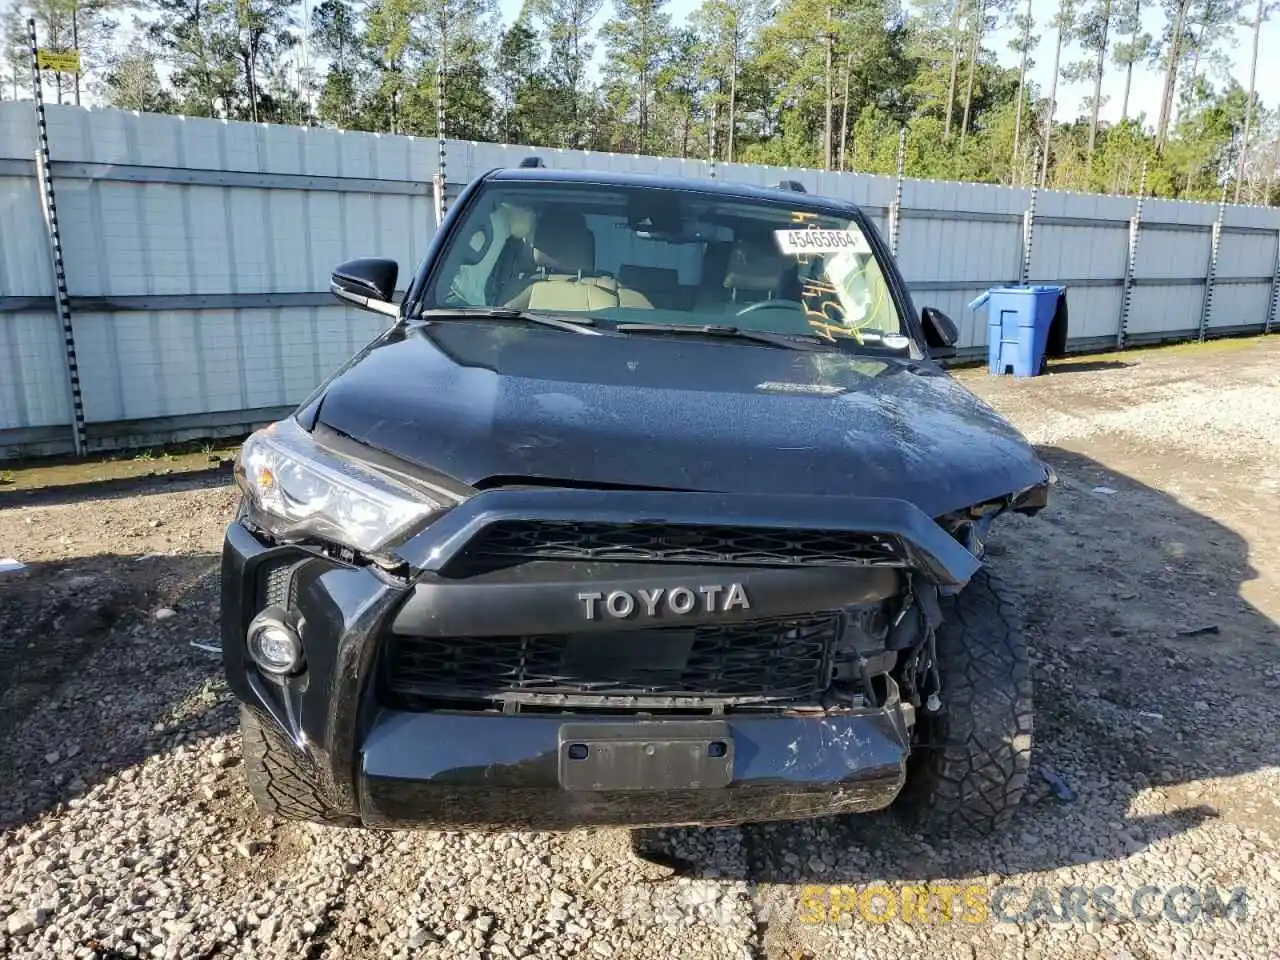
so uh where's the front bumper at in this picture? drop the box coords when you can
[361,710,908,829]
[221,518,914,830]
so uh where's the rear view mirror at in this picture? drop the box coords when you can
[922,306,958,358]
[332,258,400,317]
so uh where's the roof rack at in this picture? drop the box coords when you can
[773,180,807,193]
[518,156,545,168]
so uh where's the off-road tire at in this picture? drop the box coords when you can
[895,568,1033,836]
[239,706,357,826]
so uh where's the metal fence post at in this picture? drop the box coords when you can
[1266,228,1279,335]
[435,60,447,224]
[1199,182,1228,342]
[1019,148,1039,285]
[1117,160,1147,350]
[888,127,905,257]
[28,19,86,457]
[708,100,718,180]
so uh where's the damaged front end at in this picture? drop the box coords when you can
[223,468,1051,829]
[884,464,1054,738]
[934,465,1055,561]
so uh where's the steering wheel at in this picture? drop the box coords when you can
[734,299,804,317]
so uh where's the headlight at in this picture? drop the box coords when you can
[235,418,446,554]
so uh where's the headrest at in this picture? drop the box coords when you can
[500,202,536,240]
[533,214,595,274]
[723,234,789,292]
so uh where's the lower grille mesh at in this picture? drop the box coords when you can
[384,615,838,708]
[255,558,300,610]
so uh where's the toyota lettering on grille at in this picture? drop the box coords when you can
[576,584,750,621]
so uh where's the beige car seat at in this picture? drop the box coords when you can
[696,234,792,315]
[503,214,651,312]
[724,234,792,304]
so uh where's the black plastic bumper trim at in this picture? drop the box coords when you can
[221,520,411,815]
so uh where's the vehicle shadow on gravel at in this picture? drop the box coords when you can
[0,550,234,830]
[642,445,1280,885]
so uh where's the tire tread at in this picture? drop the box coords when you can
[239,706,357,826]
[896,568,1034,836]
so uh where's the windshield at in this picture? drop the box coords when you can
[423,181,905,347]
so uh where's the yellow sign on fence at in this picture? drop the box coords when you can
[36,49,80,73]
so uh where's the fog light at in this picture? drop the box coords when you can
[247,609,303,676]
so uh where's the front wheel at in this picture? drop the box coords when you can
[239,706,357,826]
[894,568,1033,836]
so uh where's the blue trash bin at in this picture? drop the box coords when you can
[968,285,1063,377]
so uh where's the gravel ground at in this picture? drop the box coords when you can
[1,337,1278,960]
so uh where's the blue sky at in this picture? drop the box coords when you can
[496,0,1280,126]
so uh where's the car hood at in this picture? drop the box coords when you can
[312,321,1050,517]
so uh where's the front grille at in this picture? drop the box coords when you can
[455,521,905,570]
[384,614,839,709]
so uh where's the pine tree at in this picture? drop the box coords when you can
[1111,0,1153,121]
[600,0,674,152]
[529,0,603,147]
[1072,0,1113,156]
[1008,0,1037,178]
[688,0,766,161]
[1040,0,1076,186]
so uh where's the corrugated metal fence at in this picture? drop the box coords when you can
[2,103,1278,460]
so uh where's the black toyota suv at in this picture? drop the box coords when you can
[221,168,1050,834]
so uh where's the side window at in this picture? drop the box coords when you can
[437,196,498,306]
[441,202,534,307]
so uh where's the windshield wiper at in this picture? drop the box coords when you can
[614,323,827,351]
[418,307,598,333]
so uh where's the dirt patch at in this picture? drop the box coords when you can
[0,445,239,495]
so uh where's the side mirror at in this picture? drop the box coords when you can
[921,306,958,358]
[331,258,399,317]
